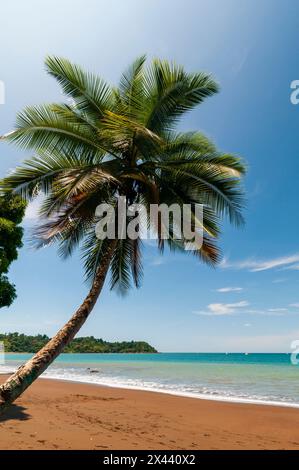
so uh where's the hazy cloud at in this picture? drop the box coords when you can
[195,300,249,316]
[220,253,299,272]
[195,304,295,318]
[149,257,165,267]
[216,287,243,293]
[283,264,299,271]
[267,308,287,313]
[24,197,43,222]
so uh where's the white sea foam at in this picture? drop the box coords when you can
[1,363,299,409]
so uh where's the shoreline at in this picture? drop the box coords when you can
[32,375,299,410]
[1,375,299,449]
[2,370,299,410]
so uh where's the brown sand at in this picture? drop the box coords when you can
[0,375,299,450]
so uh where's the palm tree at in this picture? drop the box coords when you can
[0,56,245,412]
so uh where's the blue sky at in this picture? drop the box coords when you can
[0,0,299,352]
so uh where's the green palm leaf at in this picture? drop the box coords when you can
[45,56,114,117]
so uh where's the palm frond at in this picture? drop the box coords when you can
[4,105,103,154]
[1,147,108,199]
[118,55,146,120]
[146,159,245,226]
[143,60,219,134]
[81,229,110,282]
[45,56,114,117]
[110,237,143,294]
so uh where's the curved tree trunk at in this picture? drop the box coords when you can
[0,239,117,414]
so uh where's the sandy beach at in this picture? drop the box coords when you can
[0,375,299,450]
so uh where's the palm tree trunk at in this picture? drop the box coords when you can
[0,239,117,414]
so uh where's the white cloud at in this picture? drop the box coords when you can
[195,300,249,316]
[24,196,44,222]
[216,287,243,293]
[245,309,265,315]
[246,308,289,317]
[284,264,299,271]
[267,308,287,313]
[195,304,294,318]
[221,253,299,272]
[290,303,299,308]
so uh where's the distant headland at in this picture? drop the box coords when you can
[0,333,157,353]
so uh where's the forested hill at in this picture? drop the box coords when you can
[0,333,157,353]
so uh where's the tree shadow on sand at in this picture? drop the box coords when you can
[0,404,31,422]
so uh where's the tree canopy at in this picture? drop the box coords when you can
[0,195,26,307]
[0,332,157,353]
[2,56,245,295]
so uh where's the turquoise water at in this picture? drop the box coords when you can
[2,353,299,407]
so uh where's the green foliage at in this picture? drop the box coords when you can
[0,332,157,353]
[1,55,245,294]
[0,277,16,307]
[0,195,26,307]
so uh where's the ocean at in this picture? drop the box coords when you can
[1,352,299,407]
